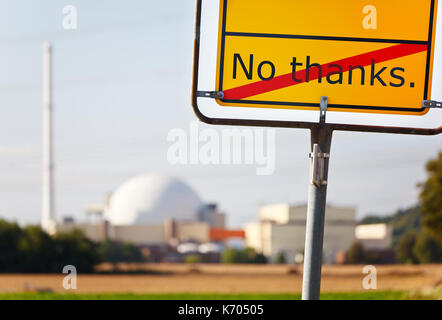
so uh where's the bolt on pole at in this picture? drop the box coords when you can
[301,98,333,300]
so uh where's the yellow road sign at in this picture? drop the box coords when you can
[215,0,439,115]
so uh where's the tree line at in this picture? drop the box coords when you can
[0,220,145,273]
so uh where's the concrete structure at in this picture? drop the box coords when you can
[107,174,202,225]
[56,174,230,248]
[355,223,392,250]
[41,42,56,235]
[199,203,226,229]
[176,222,210,243]
[57,222,106,243]
[245,204,356,264]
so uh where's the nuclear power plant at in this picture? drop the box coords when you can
[56,174,238,242]
[55,173,248,261]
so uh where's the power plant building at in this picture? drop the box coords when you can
[245,203,357,264]
[56,174,238,252]
[355,223,393,250]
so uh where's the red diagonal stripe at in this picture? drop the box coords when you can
[223,43,427,100]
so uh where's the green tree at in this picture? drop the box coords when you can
[121,242,143,262]
[54,229,100,273]
[184,255,201,264]
[19,226,57,272]
[419,152,442,242]
[221,248,246,264]
[275,252,287,264]
[241,247,267,264]
[253,253,268,264]
[390,206,421,247]
[221,247,267,264]
[0,220,23,272]
[0,220,103,273]
[396,231,419,264]
[98,241,144,263]
[242,247,257,263]
[97,241,120,263]
[347,242,365,264]
[413,231,442,264]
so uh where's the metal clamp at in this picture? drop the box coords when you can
[309,144,330,187]
[423,100,442,109]
[197,91,224,99]
[319,96,328,123]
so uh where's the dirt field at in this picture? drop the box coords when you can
[0,264,441,294]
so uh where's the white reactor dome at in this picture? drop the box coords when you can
[106,174,203,225]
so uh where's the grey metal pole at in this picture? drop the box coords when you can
[301,124,333,300]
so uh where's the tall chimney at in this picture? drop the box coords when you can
[42,42,56,235]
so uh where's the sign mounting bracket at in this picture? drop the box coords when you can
[197,91,224,99]
[423,100,442,109]
[309,144,330,187]
[319,96,328,124]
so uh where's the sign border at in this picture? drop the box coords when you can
[215,0,438,115]
[191,0,441,135]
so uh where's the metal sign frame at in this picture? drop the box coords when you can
[191,0,442,136]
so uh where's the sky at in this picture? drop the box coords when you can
[0,0,441,228]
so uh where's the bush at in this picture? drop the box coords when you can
[347,242,366,264]
[53,229,100,273]
[413,231,442,264]
[221,247,267,264]
[0,221,101,273]
[419,152,442,242]
[221,248,246,264]
[184,255,201,264]
[254,253,268,264]
[275,252,287,264]
[19,226,57,272]
[396,232,419,264]
[0,220,24,272]
[98,241,144,263]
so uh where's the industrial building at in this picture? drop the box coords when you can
[55,174,244,261]
[355,223,393,250]
[245,203,357,264]
[354,223,394,263]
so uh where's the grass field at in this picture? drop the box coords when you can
[0,291,412,300]
[0,264,440,300]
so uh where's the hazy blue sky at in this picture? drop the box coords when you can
[0,0,441,228]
